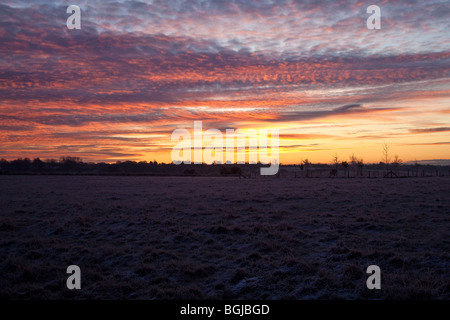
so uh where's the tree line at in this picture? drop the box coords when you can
[0,155,448,178]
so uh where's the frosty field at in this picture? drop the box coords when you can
[0,175,449,299]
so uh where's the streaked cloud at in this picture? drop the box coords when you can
[410,127,450,134]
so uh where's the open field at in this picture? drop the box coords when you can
[0,175,449,299]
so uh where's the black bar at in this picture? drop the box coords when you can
[1,300,447,319]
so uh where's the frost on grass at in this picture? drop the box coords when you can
[0,176,449,299]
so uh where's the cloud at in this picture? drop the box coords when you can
[410,127,450,134]
[1,3,449,104]
[333,104,364,112]
[279,133,333,140]
[0,1,449,163]
[406,142,450,146]
[266,104,401,123]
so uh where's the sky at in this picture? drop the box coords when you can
[0,0,449,165]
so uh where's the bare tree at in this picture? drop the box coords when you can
[392,155,402,174]
[350,154,358,165]
[382,142,390,172]
[330,153,339,177]
[350,153,358,177]
[357,158,364,177]
[393,155,402,164]
[414,158,419,176]
[333,153,339,170]
[303,158,311,177]
[341,161,349,177]
[333,153,339,167]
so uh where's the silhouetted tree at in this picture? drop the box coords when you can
[32,158,44,171]
[0,158,7,171]
[357,159,364,177]
[60,156,82,171]
[350,154,358,177]
[303,159,311,177]
[10,158,31,171]
[341,161,349,177]
[382,142,390,172]
[392,155,402,175]
[332,153,339,169]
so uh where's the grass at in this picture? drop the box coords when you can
[0,175,449,299]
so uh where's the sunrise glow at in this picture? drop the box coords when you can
[1,1,449,164]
